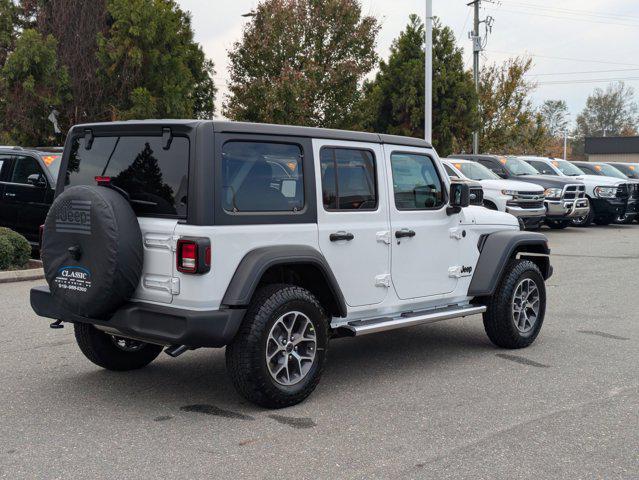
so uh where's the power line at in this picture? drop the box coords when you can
[498,0,639,22]
[484,6,639,28]
[487,50,639,68]
[527,68,639,77]
[537,77,639,86]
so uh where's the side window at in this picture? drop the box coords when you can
[444,164,459,178]
[320,148,377,211]
[222,141,304,212]
[391,152,445,210]
[529,161,554,175]
[11,156,44,185]
[0,155,10,180]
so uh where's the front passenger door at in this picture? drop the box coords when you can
[386,149,460,300]
[3,155,50,242]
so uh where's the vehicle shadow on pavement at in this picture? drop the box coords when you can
[40,320,494,414]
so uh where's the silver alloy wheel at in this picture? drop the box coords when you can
[511,278,540,334]
[110,336,145,352]
[266,311,317,386]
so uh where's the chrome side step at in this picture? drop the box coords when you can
[339,305,487,336]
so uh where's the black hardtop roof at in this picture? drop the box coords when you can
[70,119,432,149]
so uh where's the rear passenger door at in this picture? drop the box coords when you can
[0,155,12,230]
[314,140,390,307]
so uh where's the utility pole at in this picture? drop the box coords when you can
[470,0,481,154]
[468,0,494,154]
[424,0,433,144]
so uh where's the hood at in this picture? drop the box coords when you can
[571,175,626,186]
[511,174,581,188]
[479,179,544,193]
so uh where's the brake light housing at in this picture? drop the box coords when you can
[177,237,211,274]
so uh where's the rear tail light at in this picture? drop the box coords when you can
[177,237,211,274]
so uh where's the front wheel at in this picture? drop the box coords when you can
[226,284,329,409]
[571,208,593,227]
[483,260,546,349]
[74,324,163,371]
[615,214,635,225]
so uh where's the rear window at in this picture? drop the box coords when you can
[66,136,189,218]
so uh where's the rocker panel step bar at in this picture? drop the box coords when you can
[340,305,487,336]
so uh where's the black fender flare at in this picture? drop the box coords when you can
[468,231,551,297]
[221,245,347,317]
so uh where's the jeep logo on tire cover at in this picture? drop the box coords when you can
[56,200,92,235]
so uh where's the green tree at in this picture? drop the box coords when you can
[224,0,380,129]
[0,0,17,66]
[478,57,548,154]
[540,99,569,138]
[575,82,638,138]
[0,29,71,145]
[359,14,478,156]
[97,0,216,120]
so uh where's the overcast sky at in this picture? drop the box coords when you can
[177,0,639,125]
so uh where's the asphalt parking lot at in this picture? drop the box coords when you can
[1,226,637,480]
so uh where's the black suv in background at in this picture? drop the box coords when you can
[0,147,62,245]
[451,154,587,228]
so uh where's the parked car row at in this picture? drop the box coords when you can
[443,154,639,230]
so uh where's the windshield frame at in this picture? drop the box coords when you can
[591,163,628,179]
[552,159,585,177]
[504,157,541,176]
[454,161,500,181]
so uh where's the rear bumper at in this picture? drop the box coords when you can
[545,198,590,220]
[30,286,245,348]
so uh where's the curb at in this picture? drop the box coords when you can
[0,260,45,284]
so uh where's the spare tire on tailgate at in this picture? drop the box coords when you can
[42,185,143,318]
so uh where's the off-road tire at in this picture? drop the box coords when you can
[226,284,329,409]
[74,323,163,371]
[483,259,546,349]
[571,208,593,227]
[594,215,614,226]
[546,220,569,230]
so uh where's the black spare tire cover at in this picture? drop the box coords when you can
[42,185,143,318]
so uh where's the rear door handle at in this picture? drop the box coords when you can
[330,232,355,242]
[395,229,416,239]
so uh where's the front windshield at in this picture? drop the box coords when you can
[553,160,584,177]
[40,153,62,181]
[613,163,639,179]
[593,163,628,179]
[504,157,540,176]
[454,161,500,181]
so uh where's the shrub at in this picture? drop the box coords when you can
[0,228,31,270]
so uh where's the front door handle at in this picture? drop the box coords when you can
[330,232,355,242]
[395,229,416,239]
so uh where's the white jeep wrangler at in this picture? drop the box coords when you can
[31,121,552,408]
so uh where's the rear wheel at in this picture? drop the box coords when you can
[226,284,329,409]
[74,323,163,371]
[483,260,546,349]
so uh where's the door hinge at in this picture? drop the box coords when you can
[449,228,466,240]
[375,274,391,288]
[144,234,179,251]
[376,231,391,245]
[143,275,180,295]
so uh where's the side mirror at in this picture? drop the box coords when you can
[447,183,470,215]
[27,173,47,188]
